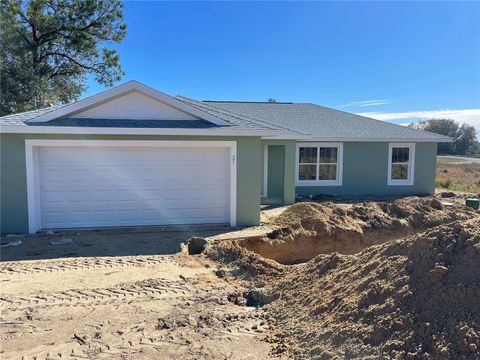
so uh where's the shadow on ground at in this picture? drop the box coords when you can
[0,225,232,262]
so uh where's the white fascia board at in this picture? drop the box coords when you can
[304,137,452,143]
[0,125,277,136]
[263,136,452,143]
[27,81,232,126]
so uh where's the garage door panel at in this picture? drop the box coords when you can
[37,145,231,229]
[42,190,66,204]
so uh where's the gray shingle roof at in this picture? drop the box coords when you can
[0,95,451,142]
[175,96,303,135]
[200,101,451,141]
[0,105,65,125]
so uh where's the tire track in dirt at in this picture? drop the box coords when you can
[0,278,191,310]
[0,255,174,276]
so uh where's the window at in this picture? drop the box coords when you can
[296,143,343,186]
[388,143,415,186]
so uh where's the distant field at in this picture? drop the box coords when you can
[436,157,480,194]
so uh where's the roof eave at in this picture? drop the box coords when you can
[263,135,453,142]
[0,125,278,137]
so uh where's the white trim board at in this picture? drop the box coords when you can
[1,125,277,136]
[295,142,344,186]
[263,136,452,143]
[387,142,415,186]
[25,139,237,233]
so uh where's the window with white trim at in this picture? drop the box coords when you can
[388,143,415,186]
[296,143,343,186]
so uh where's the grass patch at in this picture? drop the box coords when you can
[436,159,480,193]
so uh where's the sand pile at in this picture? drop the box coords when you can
[267,218,480,359]
[203,239,286,284]
[239,196,477,263]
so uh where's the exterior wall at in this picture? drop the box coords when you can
[261,140,296,204]
[295,142,438,197]
[0,134,261,234]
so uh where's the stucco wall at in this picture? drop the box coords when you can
[0,134,261,234]
[295,142,437,197]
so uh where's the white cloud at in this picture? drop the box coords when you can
[358,109,480,129]
[340,99,395,107]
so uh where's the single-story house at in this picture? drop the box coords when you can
[0,81,450,234]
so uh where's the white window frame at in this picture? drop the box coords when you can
[295,142,343,186]
[388,143,415,186]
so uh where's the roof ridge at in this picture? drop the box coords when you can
[178,96,307,135]
[203,100,294,104]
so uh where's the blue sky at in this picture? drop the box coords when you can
[85,1,480,130]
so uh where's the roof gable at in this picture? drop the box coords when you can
[73,91,199,120]
[27,81,230,126]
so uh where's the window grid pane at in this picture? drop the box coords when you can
[319,165,337,180]
[299,165,317,180]
[391,164,408,180]
[319,147,337,164]
[299,147,317,164]
[392,147,409,164]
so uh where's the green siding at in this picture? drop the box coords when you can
[295,142,437,197]
[0,134,261,234]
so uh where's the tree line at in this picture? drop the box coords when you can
[409,119,479,157]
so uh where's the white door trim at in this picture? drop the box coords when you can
[25,139,237,233]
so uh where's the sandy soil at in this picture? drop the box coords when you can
[0,254,277,359]
[1,194,478,359]
[0,225,232,262]
[234,196,478,263]
[266,217,480,359]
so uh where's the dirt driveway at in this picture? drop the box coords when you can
[0,225,234,262]
[0,252,276,359]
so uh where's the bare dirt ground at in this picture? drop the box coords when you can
[0,253,276,359]
[0,225,232,262]
[232,196,478,264]
[1,194,479,359]
[265,217,480,359]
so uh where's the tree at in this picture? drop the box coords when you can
[455,123,478,155]
[408,119,479,155]
[0,0,127,116]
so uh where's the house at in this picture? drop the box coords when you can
[0,81,450,234]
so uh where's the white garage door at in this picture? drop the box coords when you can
[37,145,231,229]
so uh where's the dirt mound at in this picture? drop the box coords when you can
[267,218,480,359]
[239,196,478,263]
[203,240,286,284]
